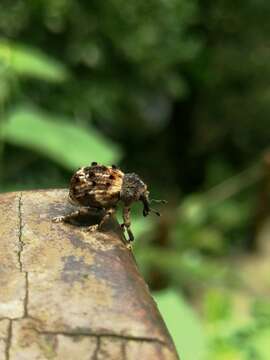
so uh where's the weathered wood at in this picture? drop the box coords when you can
[0,189,179,359]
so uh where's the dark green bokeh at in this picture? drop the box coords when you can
[0,1,269,358]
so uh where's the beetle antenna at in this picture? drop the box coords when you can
[150,208,161,216]
[150,199,167,204]
[141,194,166,217]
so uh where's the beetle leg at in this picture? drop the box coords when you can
[98,207,116,229]
[52,208,91,223]
[122,206,134,242]
[87,224,99,232]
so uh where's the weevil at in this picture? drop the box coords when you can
[53,162,165,243]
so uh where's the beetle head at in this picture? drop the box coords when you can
[120,173,166,217]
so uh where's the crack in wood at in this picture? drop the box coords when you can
[92,336,100,360]
[23,272,29,318]
[121,339,127,360]
[17,193,30,320]
[17,193,24,272]
[5,320,12,360]
[1,320,168,349]
[32,328,167,346]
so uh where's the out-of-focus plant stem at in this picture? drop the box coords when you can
[204,164,263,205]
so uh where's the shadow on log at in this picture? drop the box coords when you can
[0,189,179,359]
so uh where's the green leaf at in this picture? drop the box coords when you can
[1,106,122,169]
[252,327,270,359]
[129,214,153,239]
[0,40,68,82]
[154,290,207,360]
[203,289,232,323]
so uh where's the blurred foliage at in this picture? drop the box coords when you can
[155,289,270,360]
[154,290,206,360]
[0,0,270,358]
[2,106,121,169]
[203,290,270,360]
[0,39,68,83]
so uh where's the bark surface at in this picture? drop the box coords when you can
[0,189,179,360]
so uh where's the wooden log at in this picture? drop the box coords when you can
[0,189,179,359]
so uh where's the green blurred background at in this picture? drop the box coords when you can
[1,1,270,358]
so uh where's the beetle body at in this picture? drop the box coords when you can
[54,162,163,243]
